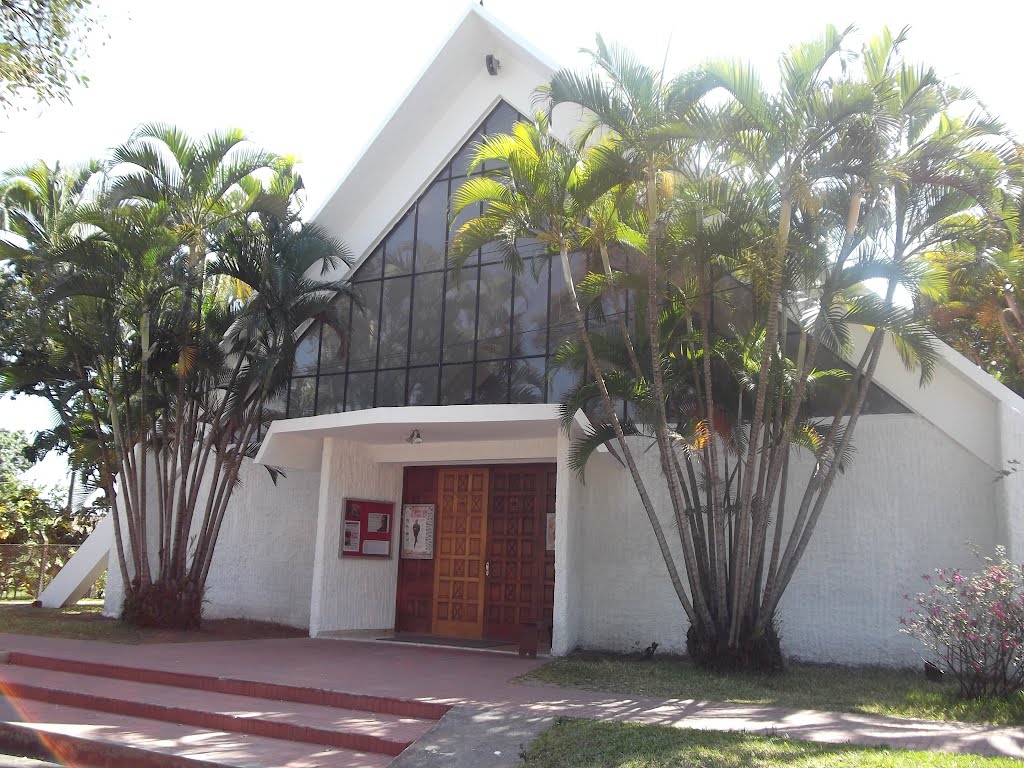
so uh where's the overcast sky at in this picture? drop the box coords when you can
[1,0,1019,486]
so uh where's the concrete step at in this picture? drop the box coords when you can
[8,652,448,721]
[0,696,393,767]
[0,664,434,757]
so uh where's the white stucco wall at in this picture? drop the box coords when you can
[308,436,403,636]
[575,439,690,656]
[102,456,320,629]
[998,400,1024,560]
[102,527,124,618]
[571,414,1001,666]
[98,409,1008,665]
[200,463,319,627]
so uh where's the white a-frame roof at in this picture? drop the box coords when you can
[310,3,574,281]
[304,3,1024,477]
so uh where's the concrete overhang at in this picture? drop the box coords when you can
[255,403,616,472]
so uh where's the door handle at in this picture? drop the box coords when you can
[485,561,490,577]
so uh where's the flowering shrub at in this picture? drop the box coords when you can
[901,546,1024,699]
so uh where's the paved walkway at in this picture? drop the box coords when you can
[0,633,1021,760]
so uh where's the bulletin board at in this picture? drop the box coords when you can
[340,498,394,558]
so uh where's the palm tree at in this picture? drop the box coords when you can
[1,128,352,628]
[450,112,713,634]
[759,31,1016,630]
[105,125,286,586]
[919,184,1024,390]
[0,160,124,580]
[454,30,997,669]
[184,205,352,597]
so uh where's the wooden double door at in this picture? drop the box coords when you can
[396,464,555,642]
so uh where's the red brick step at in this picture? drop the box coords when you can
[7,651,448,721]
[0,696,392,767]
[0,664,433,757]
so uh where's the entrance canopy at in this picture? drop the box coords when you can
[255,403,614,471]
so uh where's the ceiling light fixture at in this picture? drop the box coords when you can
[406,428,423,445]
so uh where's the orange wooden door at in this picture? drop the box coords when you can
[432,468,488,639]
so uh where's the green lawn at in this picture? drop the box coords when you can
[520,719,1018,768]
[0,600,306,644]
[521,655,1024,725]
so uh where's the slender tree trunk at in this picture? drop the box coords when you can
[557,240,703,627]
[729,192,792,646]
[641,164,716,631]
[744,187,863,636]
[1003,287,1024,329]
[996,309,1024,375]
[598,242,644,380]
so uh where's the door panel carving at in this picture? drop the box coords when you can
[432,467,488,638]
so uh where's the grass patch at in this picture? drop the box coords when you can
[521,654,1024,725]
[0,600,306,644]
[520,718,1017,767]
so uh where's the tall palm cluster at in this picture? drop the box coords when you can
[0,126,351,627]
[451,28,1020,669]
[920,183,1024,393]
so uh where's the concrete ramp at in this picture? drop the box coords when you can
[39,512,111,608]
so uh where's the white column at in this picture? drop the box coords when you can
[308,437,335,637]
[551,428,577,655]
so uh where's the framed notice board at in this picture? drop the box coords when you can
[340,498,394,558]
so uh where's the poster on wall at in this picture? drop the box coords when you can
[340,498,394,558]
[401,504,435,559]
[343,521,360,553]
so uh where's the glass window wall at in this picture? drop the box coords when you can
[284,101,905,419]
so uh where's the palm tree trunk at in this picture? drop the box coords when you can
[559,239,705,629]
[996,310,1024,376]
[1003,287,1023,329]
[641,165,716,632]
[729,193,792,646]
[744,187,863,633]
[598,242,644,379]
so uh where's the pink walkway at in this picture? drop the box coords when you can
[0,633,1021,759]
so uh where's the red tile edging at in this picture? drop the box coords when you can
[7,651,449,721]
[0,679,411,757]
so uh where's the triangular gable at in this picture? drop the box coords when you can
[311,4,566,283]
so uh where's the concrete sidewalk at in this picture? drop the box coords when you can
[0,633,1021,760]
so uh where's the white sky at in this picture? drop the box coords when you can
[1,0,1020,486]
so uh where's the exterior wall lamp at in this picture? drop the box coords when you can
[406,429,424,444]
